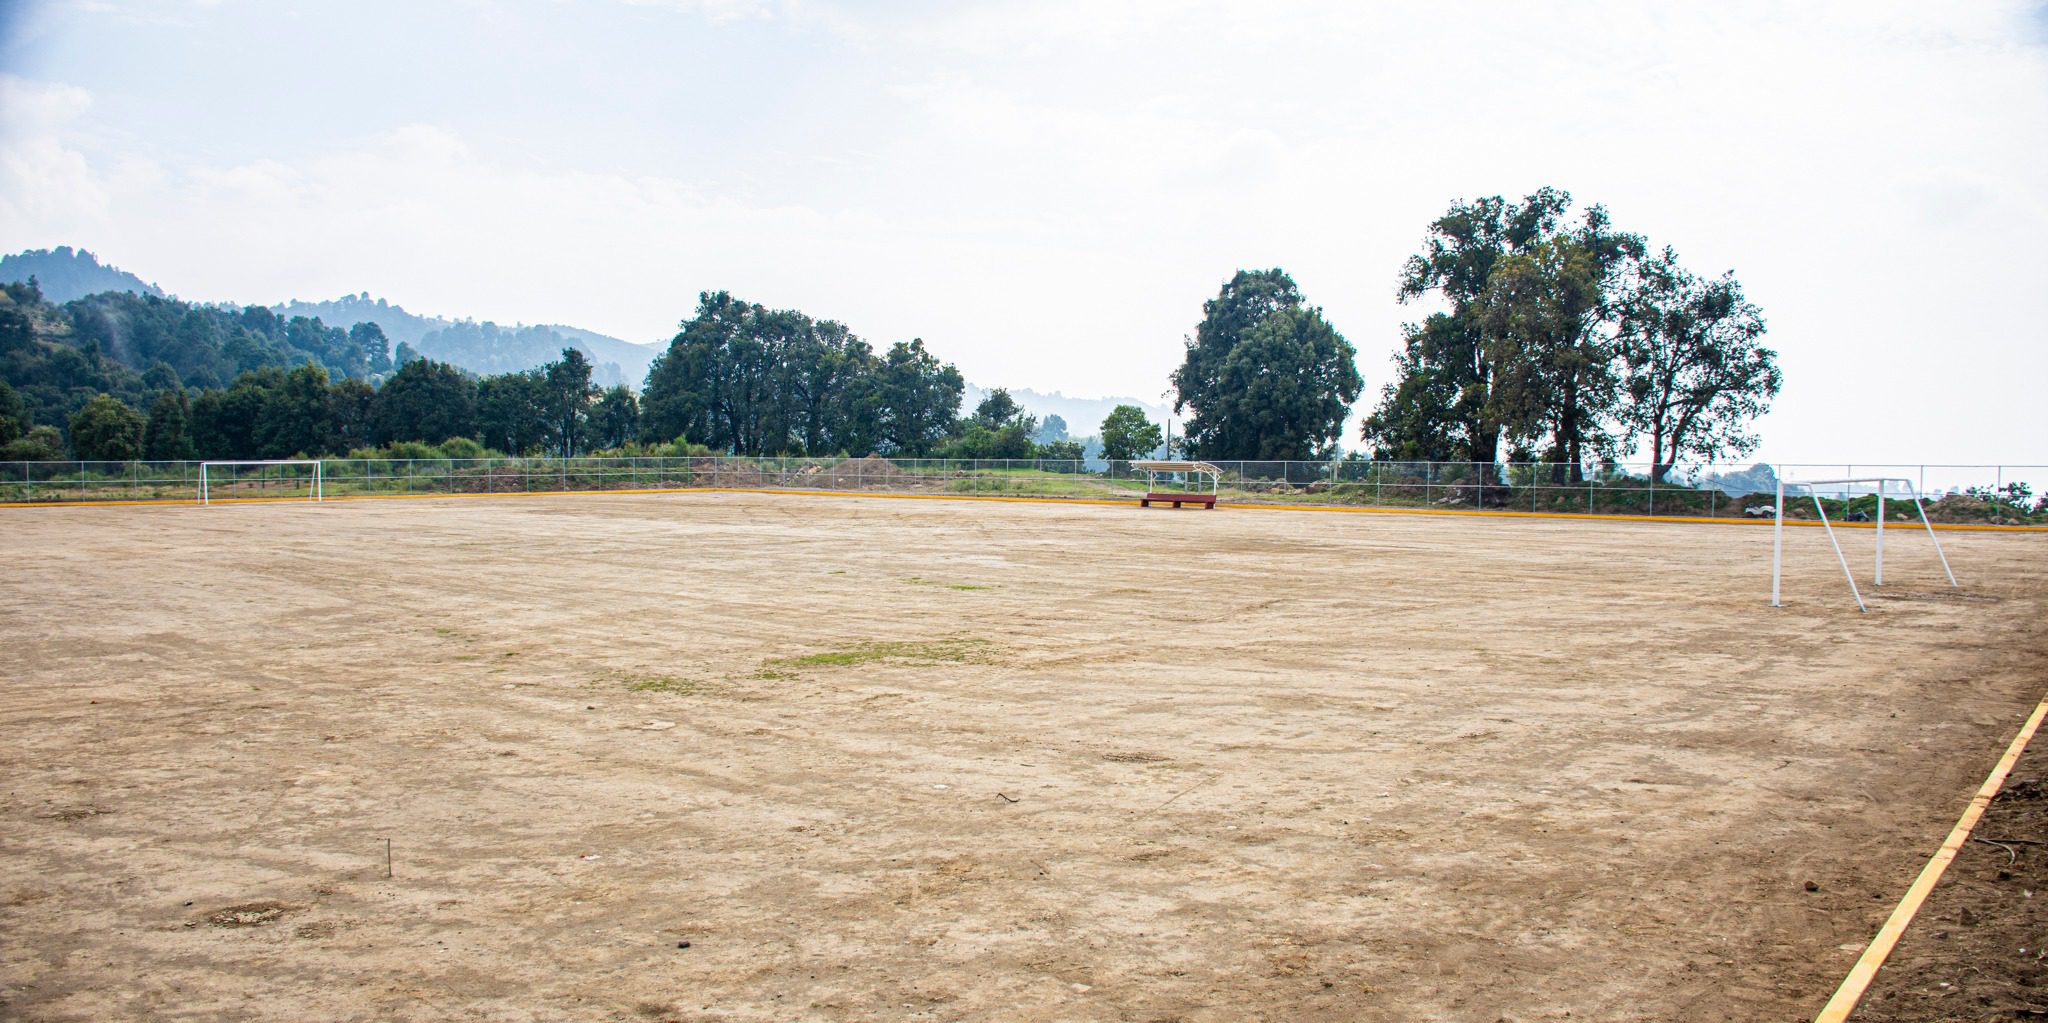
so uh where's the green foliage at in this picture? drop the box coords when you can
[972,388,1027,430]
[587,385,640,451]
[643,292,901,455]
[475,370,546,454]
[370,358,474,446]
[875,338,964,455]
[1098,403,1163,462]
[1035,438,1084,462]
[1366,189,1571,467]
[255,364,335,458]
[1368,188,1775,481]
[1171,269,1362,460]
[542,347,596,457]
[1616,247,1779,481]
[2,424,63,460]
[1966,482,2036,513]
[343,437,496,461]
[936,420,1037,460]
[1034,413,1068,444]
[67,394,145,460]
[0,379,25,447]
[349,322,392,375]
[142,389,194,460]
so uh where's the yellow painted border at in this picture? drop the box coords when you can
[1813,696,2048,1022]
[0,483,2044,531]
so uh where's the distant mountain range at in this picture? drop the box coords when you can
[1,246,1171,435]
[271,293,658,390]
[962,383,1173,440]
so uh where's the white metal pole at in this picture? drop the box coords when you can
[1771,479,1784,607]
[1907,483,1959,588]
[1812,490,1867,612]
[1874,483,1884,587]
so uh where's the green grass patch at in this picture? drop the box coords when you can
[621,674,702,695]
[760,639,994,677]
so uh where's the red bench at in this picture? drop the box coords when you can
[1141,491,1217,509]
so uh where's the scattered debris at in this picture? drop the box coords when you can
[205,901,293,928]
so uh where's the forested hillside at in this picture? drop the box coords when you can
[0,280,1103,465]
[0,248,164,303]
[274,292,657,387]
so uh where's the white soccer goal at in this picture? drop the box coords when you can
[198,460,324,505]
[1771,477,1956,612]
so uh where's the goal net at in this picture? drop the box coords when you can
[198,460,324,505]
[1771,477,1956,612]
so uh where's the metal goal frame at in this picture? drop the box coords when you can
[198,460,324,505]
[1771,477,1956,611]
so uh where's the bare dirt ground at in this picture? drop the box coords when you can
[1,492,2044,1023]
[1854,745,2048,1021]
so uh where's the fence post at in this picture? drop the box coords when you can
[1648,472,1655,516]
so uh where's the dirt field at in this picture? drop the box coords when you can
[1,492,2044,1022]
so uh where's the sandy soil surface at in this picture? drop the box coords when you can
[1,492,2044,1023]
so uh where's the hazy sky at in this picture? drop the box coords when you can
[2,0,2044,464]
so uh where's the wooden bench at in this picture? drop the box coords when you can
[1141,491,1217,509]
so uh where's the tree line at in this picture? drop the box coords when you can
[1163,189,1778,475]
[0,280,1091,463]
[1359,188,1778,481]
[4,186,1779,472]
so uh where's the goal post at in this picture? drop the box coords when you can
[1771,477,1956,611]
[198,460,324,505]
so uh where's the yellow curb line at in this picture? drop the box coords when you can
[0,483,2043,531]
[1813,695,2048,1022]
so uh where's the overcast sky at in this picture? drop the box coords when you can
[2,0,2044,465]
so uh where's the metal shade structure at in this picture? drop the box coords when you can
[1131,460,1221,508]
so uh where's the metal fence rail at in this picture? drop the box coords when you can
[2,457,2044,524]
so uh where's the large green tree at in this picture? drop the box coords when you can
[587,385,641,451]
[1364,188,1571,470]
[1478,206,1643,481]
[541,347,596,457]
[1098,404,1163,462]
[256,364,336,457]
[1170,269,1362,461]
[142,389,194,460]
[475,371,547,454]
[642,293,889,454]
[328,377,376,453]
[874,338,963,456]
[68,394,145,460]
[1615,248,1778,482]
[370,358,474,445]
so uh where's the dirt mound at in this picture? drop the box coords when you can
[819,456,905,486]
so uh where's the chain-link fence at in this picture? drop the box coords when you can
[2,457,2044,525]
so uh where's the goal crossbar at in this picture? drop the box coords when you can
[1771,477,1956,612]
[198,460,324,505]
